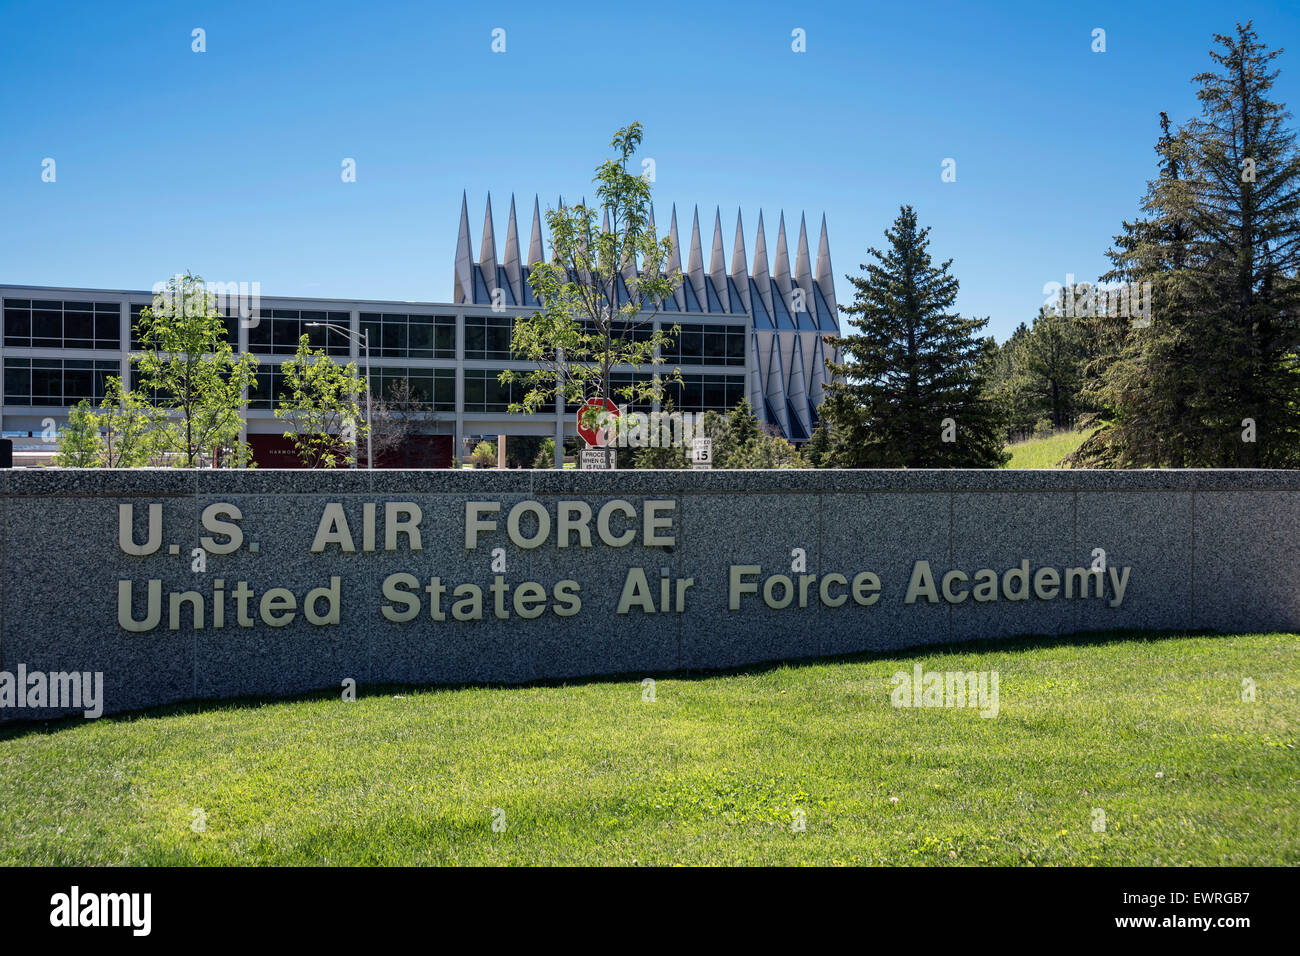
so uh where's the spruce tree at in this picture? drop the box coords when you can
[1191,21,1300,466]
[1007,306,1092,429]
[1072,112,1206,467]
[1075,22,1300,467]
[823,205,1007,467]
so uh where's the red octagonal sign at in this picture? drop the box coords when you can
[577,398,619,447]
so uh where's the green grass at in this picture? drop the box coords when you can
[1,631,1296,865]
[1005,427,1089,468]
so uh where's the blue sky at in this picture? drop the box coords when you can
[2,0,1296,342]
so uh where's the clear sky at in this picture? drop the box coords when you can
[2,0,1296,342]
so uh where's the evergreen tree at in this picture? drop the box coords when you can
[1075,23,1300,467]
[722,398,760,455]
[1071,111,1205,467]
[1007,307,1093,430]
[823,205,1008,467]
[1191,21,1300,466]
[802,419,833,467]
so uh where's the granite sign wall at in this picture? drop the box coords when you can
[2,468,1297,720]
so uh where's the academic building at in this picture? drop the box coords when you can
[0,194,840,467]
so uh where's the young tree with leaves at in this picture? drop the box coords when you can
[132,273,258,467]
[275,335,367,468]
[504,123,683,467]
[55,377,165,468]
[54,401,104,467]
[99,376,164,467]
[822,205,1008,467]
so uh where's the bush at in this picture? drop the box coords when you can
[729,434,807,469]
[533,438,555,469]
[470,440,497,468]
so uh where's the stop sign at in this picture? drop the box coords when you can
[577,398,619,447]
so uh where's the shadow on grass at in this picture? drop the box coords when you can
[0,626,1252,741]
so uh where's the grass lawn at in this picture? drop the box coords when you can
[1,631,1296,865]
[1005,427,1089,468]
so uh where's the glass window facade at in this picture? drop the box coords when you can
[4,299,121,350]
[609,372,657,411]
[247,309,350,357]
[246,363,289,409]
[247,364,453,412]
[463,314,514,360]
[130,303,241,351]
[563,372,741,413]
[661,323,746,366]
[4,358,119,405]
[360,313,455,359]
[666,373,746,412]
[463,368,526,412]
[372,367,455,411]
[579,318,656,348]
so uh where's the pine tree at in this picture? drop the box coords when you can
[823,205,1007,467]
[1007,307,1092,429]
[802,419,833,467]
[1075,23,1300,467]
[1191,21,1300,466]
[722,399,760,457]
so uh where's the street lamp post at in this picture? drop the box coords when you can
[306,321,372,469]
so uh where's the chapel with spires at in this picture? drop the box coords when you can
[452,192,840,443]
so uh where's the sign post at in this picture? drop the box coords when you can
[691,436,713,469]
[577,397,619,470]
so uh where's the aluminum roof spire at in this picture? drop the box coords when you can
[479,193,498,300]
[528,196,545,266]
[729,208,751,314]
[794,212,816,325]
[503,194,523,305]
[772,212,793,307]
[815,213,838,322]
[666,204,686,311]
[454,190,474,304]
[686,206,707,311]
[708,206,729,312]
[751,210,774,318]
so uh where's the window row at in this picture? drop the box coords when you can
[247,365,454,411]
[464,314,515,360]
[129,304,242,351]
[4,305,747,370]
[580,319,658,347]
[564,372,746,413]
[247,310,352,356]
[669,374,747,412]
[662,323,746,366]
[463,368,528,413]
[360,313,456,359]
[3,358,119,406]
[371,367,456,411]
[4,300,122,350]
[128,306,354,356]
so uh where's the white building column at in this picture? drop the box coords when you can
[453,312,465,467]
[238,302,250,457]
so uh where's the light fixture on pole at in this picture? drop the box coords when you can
[306,321,373,469]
